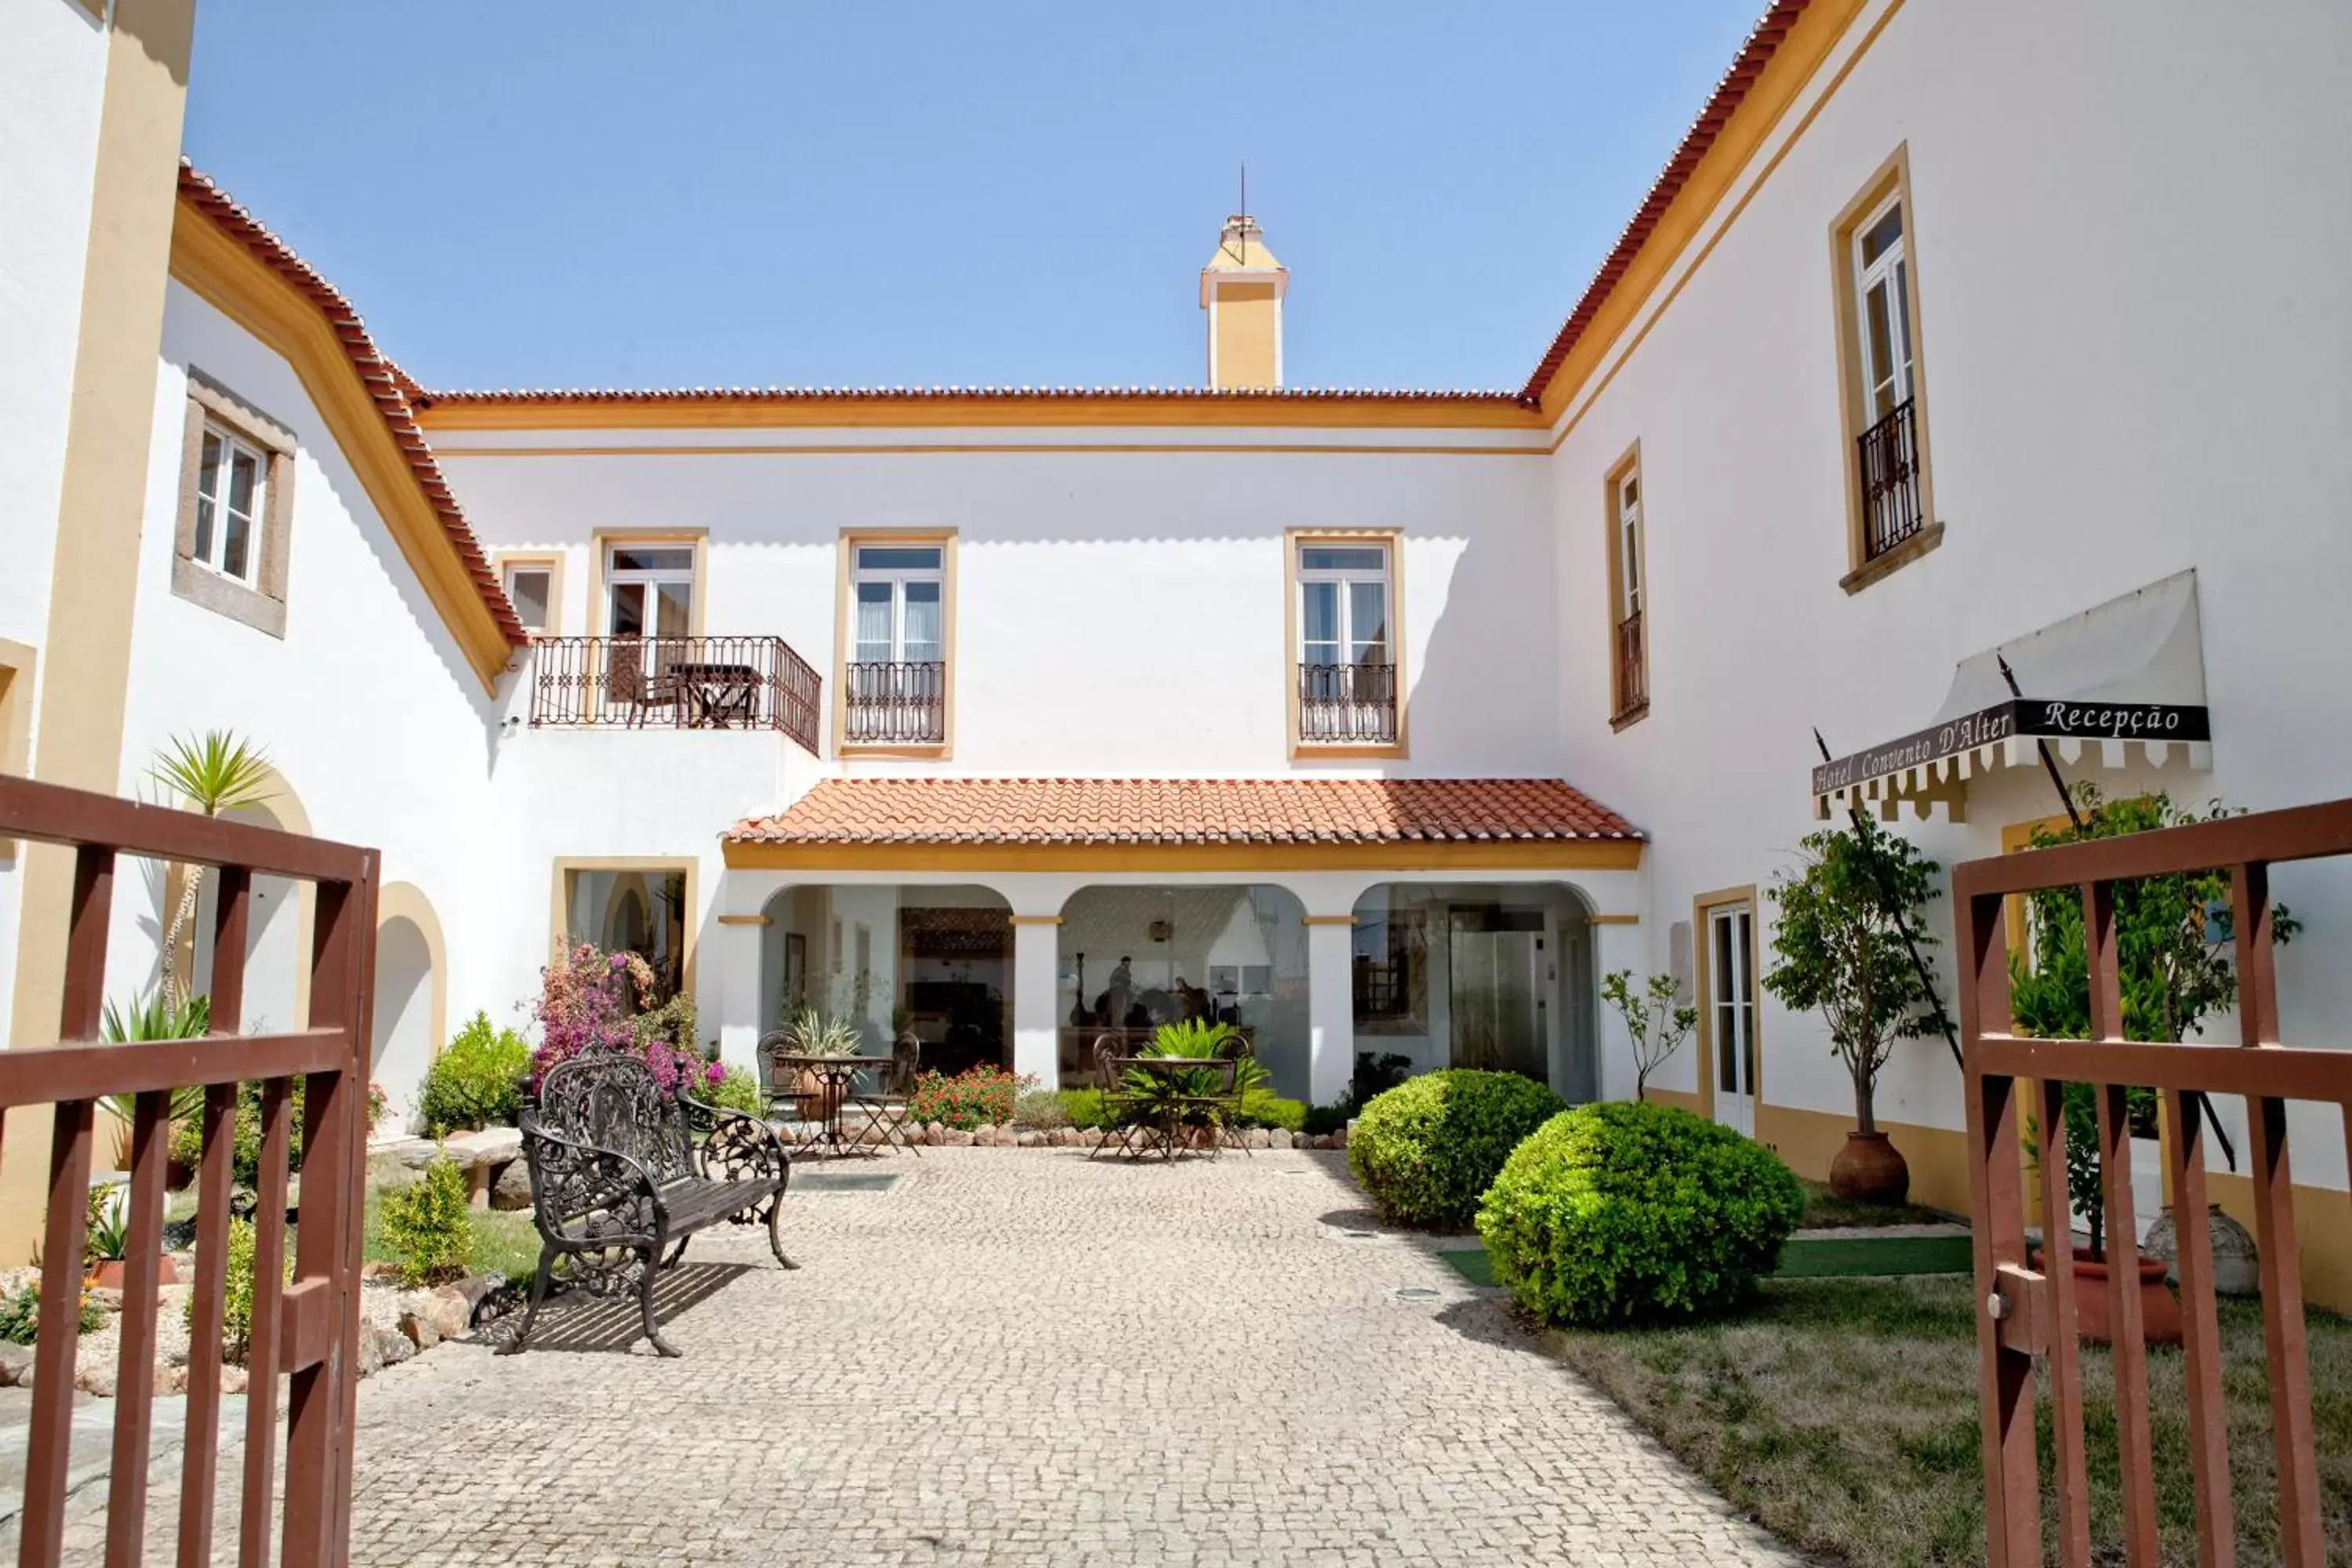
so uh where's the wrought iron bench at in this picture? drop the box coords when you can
[506,1041,793,1357]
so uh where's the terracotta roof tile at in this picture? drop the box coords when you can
[728,778,1642,846]
[177,162,528,648]
[1519,0,1810,404]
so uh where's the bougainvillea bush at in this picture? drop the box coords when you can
[532,941,723,1099]
[906,1065,1029,1131]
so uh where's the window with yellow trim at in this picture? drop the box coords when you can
[1294,539,1398,748]
[1831,147,1938,590]
[1603,445,1649,726]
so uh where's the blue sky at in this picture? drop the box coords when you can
[183,2,1761,394]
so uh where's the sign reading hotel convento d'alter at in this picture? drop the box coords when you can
[1810,699,2211,797]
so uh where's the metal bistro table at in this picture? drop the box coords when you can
[1098,1054,1237,1160]
[766,1053,900,1157]
[670,660,761,728]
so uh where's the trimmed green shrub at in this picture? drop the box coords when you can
[1346,1070,1566,1229]
[1301,1101,1352,1138]
[416,1011,529,1137]
[181,1215,285,1359]
[379,1156,475,1287]
[1232,1092,1306,1131]
[169,1077,307,1189]
[1476,1102,1806,1327]
[704,1063,766,1116]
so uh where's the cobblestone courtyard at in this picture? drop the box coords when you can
[48,1149,1803,1566]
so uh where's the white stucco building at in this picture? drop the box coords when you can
[4,0,2348,1304]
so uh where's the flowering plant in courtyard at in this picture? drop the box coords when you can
[531,941,724,1098]
[906,1065,1032,1130]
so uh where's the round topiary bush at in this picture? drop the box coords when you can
[1475,1101,1806,1327]
[1347,1069,1567,1229]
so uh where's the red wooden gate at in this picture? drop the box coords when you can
[0,775,376,1567]
[1956,798,2352,1566]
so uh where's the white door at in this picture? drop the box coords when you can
[1709,903,1758,1137]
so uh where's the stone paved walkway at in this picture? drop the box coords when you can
[43,1149,1802,1566]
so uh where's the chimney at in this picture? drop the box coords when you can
[1200,212,1287,390]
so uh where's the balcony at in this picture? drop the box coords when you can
[1298,661,1399,746]
[1612,611,1647,724]
[844,659,948,746]
[529,634,822,754]
[1857,395,1926,561]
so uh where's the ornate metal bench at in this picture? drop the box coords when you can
[506,1041,793,1357]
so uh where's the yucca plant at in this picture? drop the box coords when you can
[100,989,212,1131]
[150,731,274,1007]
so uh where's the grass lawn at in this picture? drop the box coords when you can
[359,1190,542,1283]
[1552,1273,2352,1566]
[1798,1177,1955,1230]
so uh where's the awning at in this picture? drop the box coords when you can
[1812,569,2211,814]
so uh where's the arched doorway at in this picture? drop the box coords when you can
[372,917,432,1131]
[759,884,1012,1074]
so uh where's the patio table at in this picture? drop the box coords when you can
[670,660,761,728]
[767,1054,899,1157]
[1096,1054,1236,1160]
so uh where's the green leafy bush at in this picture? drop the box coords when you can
[704,1062,766,1116]
[180,1215,286,1359]
[416,1011,530,1137]
[1476,1102,1806,1327]
[0,1279,109,1343]
[379,1156,475,1287]
[169,1078,307,1189]
[1301,1102,1353,1137]
[1012,1087,1070,1129]
[1232,1092,1305,1131]
[1054,1088,1109,1130]
[906,1065,1025,1130]
[1347,1069,1566,1229]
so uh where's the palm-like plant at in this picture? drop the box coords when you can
[150,731,274,1008]
[1124,1018,1267,1127]
[100,990,212,1128]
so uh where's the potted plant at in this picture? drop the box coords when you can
[81,1181,172,1290]
[1600,969,1697,1102]
[2010,785,2293,1326]
[1762,815,1943,1203]
[779,1005,862,1121]
[2026,1084,2183,1344]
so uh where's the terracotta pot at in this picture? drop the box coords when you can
[792,1066,845,1123]
[86,1258,176,1290]
[2033,1247,2183,1346]
[1828,1131,1911,1206]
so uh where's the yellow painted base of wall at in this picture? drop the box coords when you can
[1644,1088,1704,1114]
[1753,1102,1973,1218]
[2205,1172,2352,1317]
[0,1107,53,1263]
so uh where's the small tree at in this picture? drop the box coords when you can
[2011,785,2299,1256]
[1762,815,1943,1136]
[151,731,274,1009]
[1600,970,1697,1102]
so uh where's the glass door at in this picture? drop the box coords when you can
[1709,903,1758,1136]
[1447,906,1545,1083]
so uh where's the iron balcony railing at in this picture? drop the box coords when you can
[1857,395,1926,561]
[529,634,822,755]
[844,659,948,745]
[1299,661,1399,745]
[1613,611,1647,721]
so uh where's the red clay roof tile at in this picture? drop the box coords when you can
[728,778,1642,846]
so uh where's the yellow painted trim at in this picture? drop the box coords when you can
[1755,1102,1973,1218]
[715,913,772,927]
[416,398,1544,435]
[1006,914,1064,927]
[1602,439,1650,726]
[587,528,708,638]
[0,639,37,862]
[1533,0,1877,425]
[1645,1087,1704,1114]
[433,441,1546,461]
[550,856,701,999]
[833,528,957,760]
[1285,528,1409,760]
[1690,884,1761,1126]
[723,838,1644,875]
[1586,913,1641,927]
[1539,0,1900,453]
[168,206,510,693]
[375,880,449,1068]
[494,550,566,638]
[1828,141,1937,583]
[1300,914,1357,927]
